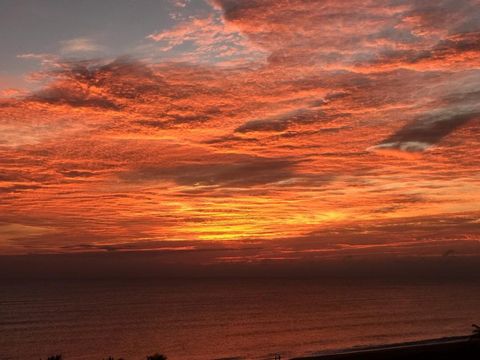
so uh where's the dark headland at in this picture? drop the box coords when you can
[291,333,480,360]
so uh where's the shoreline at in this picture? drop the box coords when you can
[291,335,480,359]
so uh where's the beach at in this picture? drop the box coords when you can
[292,335,480,359]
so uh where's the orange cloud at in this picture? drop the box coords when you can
[1,0,479,260]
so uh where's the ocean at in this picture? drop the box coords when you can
[1,279,479,360]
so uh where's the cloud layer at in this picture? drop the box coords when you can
[0,0,479,261]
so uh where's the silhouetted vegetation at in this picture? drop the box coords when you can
[46,356,62,360]
[146,354,167,360]
[42,354,165,360]
[473,324,480,337]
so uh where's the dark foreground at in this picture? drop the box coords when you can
[292,335,480,360]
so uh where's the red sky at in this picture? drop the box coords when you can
[0,0,479,264]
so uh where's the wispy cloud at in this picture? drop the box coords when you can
[147,11,265,63]
[60,37,105,55]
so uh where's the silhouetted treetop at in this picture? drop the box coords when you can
[147,354,167,360]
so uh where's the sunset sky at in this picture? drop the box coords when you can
[1,0,479,265]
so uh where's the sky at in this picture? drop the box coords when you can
[0,0,479,268]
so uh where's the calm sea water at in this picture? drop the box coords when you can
[1,279,479,360]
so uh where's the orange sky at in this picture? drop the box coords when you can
[0,0,479,263]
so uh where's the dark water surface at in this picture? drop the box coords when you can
[1,279,479,360]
